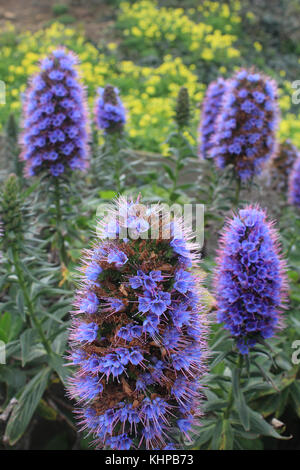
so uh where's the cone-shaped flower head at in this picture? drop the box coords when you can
[269,140,299,191]
[214,205,287,354]
[20,48,89,177]
[175,87,190,128]
[210,69,279,181]
[67,196,207,449]
[198,77,227,159]
[95,85,126,134]
[288,154,300,208]
[0,174,23,246]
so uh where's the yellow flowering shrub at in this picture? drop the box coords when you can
[0,1,300,152]
[0,22,203,151]
[117,0,240,64]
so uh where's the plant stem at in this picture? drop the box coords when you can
[224,353,244,419]
[170,130,184,201]
[112,134,121,194]
[170,160,180,200]
[53,178,68,265]
[12,246,52,355]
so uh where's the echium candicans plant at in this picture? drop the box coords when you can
[214,205,287,354]
[20,47,90,265]
[68,196,208,449]
[164,87,198,202]
[0,174,53,355]
[0,174,23,251]
[94,85,127,193]
[198,77,227,160]
[210,69,279,186]
[0,174,72,445]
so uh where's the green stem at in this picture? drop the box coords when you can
[170,161,180,200]
[53,178,68,265]
[224,354,244,419]
[12,246,52,355]
[170,131,184,201]
[109,133,121,194]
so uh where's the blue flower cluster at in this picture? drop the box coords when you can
[198,77,227,159]
[209,69,279,181]
[20,48,89,177]
[289,154,300,208]
[214,205,287,354]
[68,197,207,449]
[94,85,126,133]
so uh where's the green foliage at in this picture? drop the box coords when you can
[52,4,69,17]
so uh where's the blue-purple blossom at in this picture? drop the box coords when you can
[198,77,227,159]
[68,196,207,449]
[73,322,98,343]
[107,249,128,267]
[20,48,89,177]
[209,69,279,181]
[80,291,99,314]
[214,205,287,354]
[174,269,194,294]
[94,85,126,133]
[85,262,103,282]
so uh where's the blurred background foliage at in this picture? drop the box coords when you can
[1,0,300,157]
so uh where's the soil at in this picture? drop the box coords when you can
[0,0,117,43]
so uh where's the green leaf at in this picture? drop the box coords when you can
[232,368,250,431]
[162,164,175,181]
[194,424,216,448]
[0,312,11,342]
[287,270,299,282]
[98,190,117,200]
[36,399,58,421]
[48,353,71,386]
[253,359,278,391]
[4,367,51,445]
[248,409,291,440]
[220,419,234,450]
[16,291,25,321]
[20,329,37,367]
[0,367,27,391]
[210,418,223,450]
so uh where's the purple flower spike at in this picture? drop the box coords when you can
[94,84,126,134]
[214,205,288,354]
[67,196,208,449]
[209,69,279,181]
[20,48,90,177]
[198,77,227,159]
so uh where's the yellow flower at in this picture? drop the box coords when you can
[201,48,214,61]
[132,26,142,37]
[107,42,117,51]
[129,128,138,137]
[254,42,262,52]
